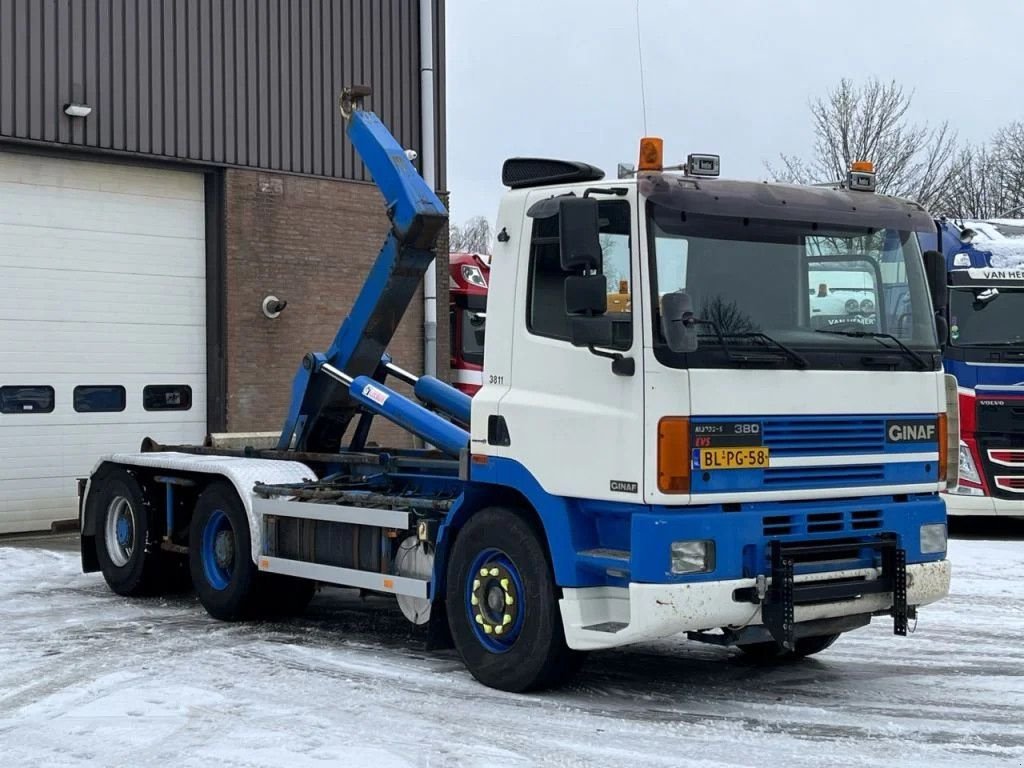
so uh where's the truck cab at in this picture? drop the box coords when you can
[471,153,954,653]
[924,219,1024,517]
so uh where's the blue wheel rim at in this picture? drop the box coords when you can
[201,509,233,591]
[465,548,526,653]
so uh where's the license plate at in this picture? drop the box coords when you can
[696,447,770,470]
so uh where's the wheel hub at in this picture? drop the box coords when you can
[470,561,520,639]
[104,496,135,568]
[116,515,131,547]
[213,530,234,570]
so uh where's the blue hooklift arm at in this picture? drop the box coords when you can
[278,86,450,453]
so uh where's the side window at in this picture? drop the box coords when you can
[653,235,689,295]
[143,385,192,411]
[74,385,127,413]
[526,199,632,349]
[0,385,55,414]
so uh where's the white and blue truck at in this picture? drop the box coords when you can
[78,90,957,692]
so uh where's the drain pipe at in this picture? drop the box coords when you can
[419,0,438,380]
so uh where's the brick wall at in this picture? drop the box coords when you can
[223,169,449,447]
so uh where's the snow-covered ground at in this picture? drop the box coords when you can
[1,537,1022,768]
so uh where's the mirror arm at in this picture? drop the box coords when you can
[587,346,635,377]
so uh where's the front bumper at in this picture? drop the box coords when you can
[943,490,1024,518]
[560,559,951,651]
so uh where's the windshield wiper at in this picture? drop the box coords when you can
[723,332,810,369]
[956,339,1024,347]
[814,329,930,370]
[694,322,809,368]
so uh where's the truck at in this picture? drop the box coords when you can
[78,90,956,692]
[922,219,1024,518]
[448,252,490,395]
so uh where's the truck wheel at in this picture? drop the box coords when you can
[94,469,163,596]
[189,482,263,621]
[445,507,583,692]
[737,633,840,662]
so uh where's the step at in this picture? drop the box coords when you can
[577,548,632,575]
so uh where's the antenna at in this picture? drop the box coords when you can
[635,0,649,136]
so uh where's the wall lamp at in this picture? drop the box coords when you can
[63,103,92,118]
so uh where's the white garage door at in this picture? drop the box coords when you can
[0,151,207,534]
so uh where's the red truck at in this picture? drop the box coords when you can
[448,252,489,394]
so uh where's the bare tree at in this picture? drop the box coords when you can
[449,216,493,254]
[938,145,1006,220]
[992,122,1024,217]
[935,123,1024,220]
[768,78,959,210]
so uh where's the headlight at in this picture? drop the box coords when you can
[461,264,487,288]
[958,442,981,485]
[670,540,715,574]
[920,523,947,555]
[845,298,860,313]
[860,298,874,313]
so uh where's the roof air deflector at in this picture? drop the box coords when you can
[502,158,605,190]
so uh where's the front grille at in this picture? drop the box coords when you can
[761,508,883,537]
[995,476,1024,494]
[763,464,885,488]
[762,416,886,457]
[989,449,1024,467]
[978,437,1024,500]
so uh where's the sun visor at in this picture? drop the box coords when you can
[640,174,935,232]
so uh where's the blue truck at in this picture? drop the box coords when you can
[78,90,956,691]
[922,220,1024,518]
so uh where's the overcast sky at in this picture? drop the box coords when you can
[444,0,1024,226]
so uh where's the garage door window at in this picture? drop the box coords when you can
[0,386,55,414]
[74,386,127,413]
[143,385,192,411]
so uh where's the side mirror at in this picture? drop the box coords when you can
[569,316,614,348]
[922,250,948,312]
[934,314,949,347]
[565,274,607,315]
[558,197,602,272]
[565,275,611,348]
[660,291,699,353]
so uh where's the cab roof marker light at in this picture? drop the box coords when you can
[847,159,877,193]
[687,153,720,177]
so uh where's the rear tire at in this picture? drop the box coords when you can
[445,507,584,692]
[737,633,840,662]
[188,482,316,620]
[189,482,262,621]
[94,469,163,596]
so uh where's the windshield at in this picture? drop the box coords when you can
[949,288,1024,347]
[648,206,938,369]
[461,308,485,365]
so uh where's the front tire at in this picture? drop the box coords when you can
[94,469,163,596]
[737,633,840,662]
[445,507,583,692]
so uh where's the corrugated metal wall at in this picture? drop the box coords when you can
[0,0,445,187]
